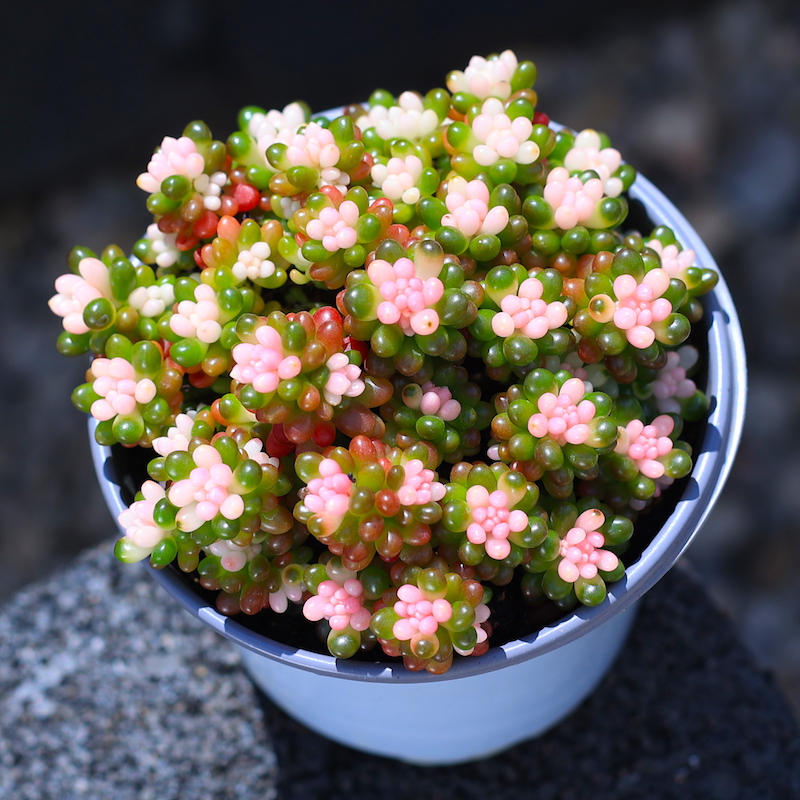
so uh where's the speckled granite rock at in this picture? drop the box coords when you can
[0,545,278,800]
[1,546,798,799]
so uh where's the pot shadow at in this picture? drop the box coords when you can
[252,565,800,800]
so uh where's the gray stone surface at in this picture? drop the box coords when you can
[1,545,798,799]
[0,546,278,800]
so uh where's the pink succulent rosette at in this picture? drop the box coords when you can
[527,378,598,446]
[563,130,623,197]
[543,166,606,230]
[392,584,490,656]
[303,576,371,632]
[469,98,539,168]
[285,122,348,190]
[396,459,446,506]
[136,135,226,211]
[117,480,169,552]
[611,269,673,349]
[88,357,157,422]
[490,277,569,339]
[465,484,529,560]
[367,255,445,336]
[652,348,699,414]
[615,415,675,479]
[446,49,519,100]
[49,257,112,335]
[152,413,197,456]
[137,135,206,193]
[169,283,224,344]
[167,444,246,532]
[392,584,453,639]
[302,458,354,536]
[557,508,619,583]
[441,176,509,238]
[403,382,462,421]
[356,91,440,143]
[246,102,307,165]
[231,324,302,395]
[305,200,360,254]
[370,155,424,206]
[322,352,365,406]
[206,538,262,574]
[646,238,696,281]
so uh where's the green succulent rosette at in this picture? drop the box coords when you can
[522,500,632,609]
[379,363,493,465]
[293,435,445,572]
[437,461,547,585]
[490,367,618,498]
[73,335,184,447]
[224,307,390,449]
[340,239,481,376]
[370,563,491,674]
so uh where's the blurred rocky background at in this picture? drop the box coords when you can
[3,0,799,714]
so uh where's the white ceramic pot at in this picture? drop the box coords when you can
[91,171,746,765]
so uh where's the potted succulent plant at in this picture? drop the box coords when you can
[51,50,745,764]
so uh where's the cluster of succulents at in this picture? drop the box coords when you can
[50,50,716,675]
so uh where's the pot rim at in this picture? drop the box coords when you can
[91,171,746,683]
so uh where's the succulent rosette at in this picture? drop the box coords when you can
[489,368,618,497]
[192,214,290,291]
[586,407,693,511]
[438,461,546,581]
[50,247,177,357]
[262,114,372,204]
[293,435,445,572]
[642,344,708,421]
[379,364,493,464]
[522,503,632,609]
[520,166,629,235]
[291,186,398,288]
[570,247,692,383]
[224,306,390,450]
[468,264,572,378]
[135,121,231,255]
[370,564,491,674]
[445,96,550,186]
[369,149,439,206]
[301,556,385,659]
[414,177,533,265]
[446,49,537,109]
[546,127,637,200]
[644,226,719,321]
[72,335,184,446]
[225,101,310,186]
[116,416,293,566]
[340,239,481,376]
[152,274,261,388]
[355,88,451,162]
